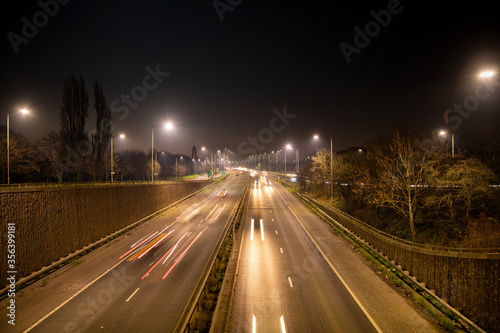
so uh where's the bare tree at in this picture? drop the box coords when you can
[92,81,112,180]
[59,75,90,180]
[431,158,495,224]
[0,127,37,183]
[358,130,438,240]
[310,148,331,194]
[35,131,64,182]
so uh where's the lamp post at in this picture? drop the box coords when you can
[330,137,333,205]
[276,150,280,172]
[202,146,214,178]
[285,144,292,179]
[151,122,173,182]
[110,133,125,183]
[296,147,300,173]
[151,126,154,182]
[440,131,455,158]
[7,108,29,185]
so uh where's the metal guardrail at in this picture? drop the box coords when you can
[0,179,220,297]
[0,179,213,191]
[282,177,500,254]
[180,175,250,332]
[296,191,496,333]
[305,195,500,254]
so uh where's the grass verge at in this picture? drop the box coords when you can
[187,233,233,332]
[277,181,474,333]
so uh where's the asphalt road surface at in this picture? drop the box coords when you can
[0,174,246,333]
[229,172,441,333]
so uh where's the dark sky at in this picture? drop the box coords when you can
[2,0,500,161]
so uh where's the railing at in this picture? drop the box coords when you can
[298,192,500,332]
[181,175,250,332]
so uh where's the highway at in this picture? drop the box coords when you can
[1,175,246,333]
[229,172,441,332]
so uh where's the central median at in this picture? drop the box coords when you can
[179,175,250,332]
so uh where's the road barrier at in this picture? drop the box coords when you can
[300,193,500,333]
[0,181,213,293]
[180,175,250,332]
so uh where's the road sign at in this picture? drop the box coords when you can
[208,171,212,178]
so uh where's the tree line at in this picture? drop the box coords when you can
[0,75,202,183]
[299,127,500,247]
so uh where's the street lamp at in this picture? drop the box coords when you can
[440,130,454,158]
[479,71,495,78]
[312,134,333,204]
[110,133,125,182]
[7,108,29,184]
[284,144,292,178]
[152,122,173,182]
[201,146,214,177]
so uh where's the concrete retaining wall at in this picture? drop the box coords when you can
[0,182,209,284]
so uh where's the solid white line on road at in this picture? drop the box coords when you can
[280,315,287,333]
[272,218,274,221]
[260,219,265,241]
[288,277,293,288]
[24,255,131,332]
[280,248,283,253]
[273,186,383,333]
[126,288,140,302]
[275,230,278,235]
[251,218,254,241]
[252,314,256,333]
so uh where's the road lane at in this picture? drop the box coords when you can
[4,174,247,333]
[230,173,378,332]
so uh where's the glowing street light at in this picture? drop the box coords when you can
[152,122,174,182]
[479,71,495,78]
[440,130,454,158]
[284,144,293,177]
[111,133,125,182]
[7,108,30,184]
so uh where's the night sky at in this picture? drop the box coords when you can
[2,0,500,160]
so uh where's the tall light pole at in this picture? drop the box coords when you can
[330,137,333,205]
[6,112,9,185]
[7,108,29,185]
[151,126,154,182]
[151,122,173,182]
[285,144,292,179]
[296,147,299,173]
[276,150,280,172]
[440,131,455,158]
[110,133,125,183]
